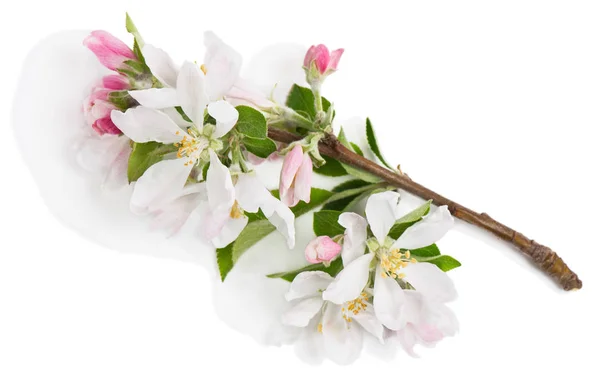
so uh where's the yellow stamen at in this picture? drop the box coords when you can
[200,64,207,75]
[380,248,413,278]
[230,201,244,219]
[342,292,368,322]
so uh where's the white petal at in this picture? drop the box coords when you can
[177,61,209,126]
[76,134,125,174]
[130,158,192,215]
[162,107,193,128]
[234,174,268,213]
[402,262,458,302]
[286,271,334,301]
[393,205,454,250]
[321,304,363,365]
[111,106,184,144]
[373,265,406,330]
[235,175,296,249]
[264,199,296,249]
[207,150,235,213]
[204,31,242,100]
[129,88,178,109]
[242,43,307,105]
[281,297,324,327]
[322,253,373,304]
[365,191,401,244]
[142,44,179,87]
[211,215,248,248]
[208,100,239,138]
[338,212,368,266]
[294,320,325,365]
[352,303,384,343]
[150,185,206,236]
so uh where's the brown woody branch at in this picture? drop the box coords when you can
[268,128,582,291]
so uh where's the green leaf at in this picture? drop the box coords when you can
[242,137,277,158]
[236,106,267,139]
[337,129,381,183]
[350,142,364,156]
[216,243,234,281]
[125,13,145,63]
[288,188,333,216]
[313,155,347,177]
[323,179,369,211]
[313,210,345,237]
[267,258,344,282]
[127,142,177,183]
[285,84,331,121]
[231,220,277,264]
[388,200,433,240]
[366,118,393,169]
[410,244,441,257]
[413,254,461,272]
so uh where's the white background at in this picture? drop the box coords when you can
[2,1,600,390]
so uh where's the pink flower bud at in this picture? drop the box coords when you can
[83,86,121,136]
[303,44,344,76]
[305,236,342,264]
[101,74,130,90]
[83,30,136,71]
[279,145,313,207]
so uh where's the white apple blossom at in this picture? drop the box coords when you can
[111,60,239,215]
[204,150,295,249]
[282,271,383,365]
[129,31,271,109]
[322,191,457,331]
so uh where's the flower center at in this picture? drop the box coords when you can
[175,129,207,166]
[379,248,416,279]
[341,292,368,323]
[229,201,244,219]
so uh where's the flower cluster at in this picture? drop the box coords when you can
[282,192,458,364]
[78,15,461,365]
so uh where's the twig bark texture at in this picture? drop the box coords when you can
[268,129,582,291]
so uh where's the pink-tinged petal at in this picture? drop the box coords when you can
[90,30,135,58]
[303,45,319,68]
[328,48,344,71]
[102,74,130,90]
[279,145,304,206]
[310,44,331,74]
[83,30,135,71]
[92,117,121,136]
[294,153,313,204]
[305,236,342,264]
